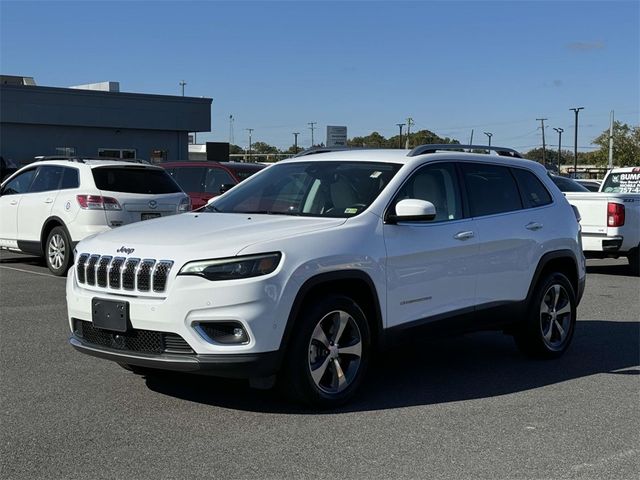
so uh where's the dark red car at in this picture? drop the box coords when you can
[162,161,265,210]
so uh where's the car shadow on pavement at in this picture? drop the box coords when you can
[0,254,45,267]
[586,262,636,277]
[143,319,639,414]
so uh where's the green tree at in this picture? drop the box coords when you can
[229,144,244,154]
[251,142,279,155]
[589,121,640,167]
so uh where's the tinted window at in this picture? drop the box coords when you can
[550,175,589,192]
[393,163,462,222]
[462,163,522,216]
[92,167,181,194]
[512,168,552,208]
[60,167,80,189]
[166,167,206,193]
[210,161,401,218]
[29,165,63,193]
[204,168,236,194]
[2,169,36,195]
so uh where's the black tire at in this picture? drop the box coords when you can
[45,226,73,276]
[280,294,371,408]
[514,272,577,359]
[627,247,639,277]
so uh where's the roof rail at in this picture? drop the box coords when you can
[293,146,356,158]
[34,156,151,165]
[407,144,523,158]
[34,156,86,163]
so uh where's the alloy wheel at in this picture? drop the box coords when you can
[539,284,572,351]
[48,233,66,270]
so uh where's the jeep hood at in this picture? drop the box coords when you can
[76,212,347,260]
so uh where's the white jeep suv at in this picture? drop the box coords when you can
[0,158,190,275]
[66,146,586,406]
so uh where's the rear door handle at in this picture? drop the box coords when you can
[526,222,543,231]
[10,200,18,206]
[44,198,54,204]
[454,231,474,240]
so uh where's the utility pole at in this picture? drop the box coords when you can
[536,118,548,165]
[608,110,614,169]
[405,117,414,148]
[469,129,474,145]
[483,132,493,149]
[179,80,186,96]
[308,122,317,147]
[293,132,300,153]
[553,127,564,174]
[570,107,584,177]
[246,128,254,162]
[229,115,235,145]
[396,123,405,148]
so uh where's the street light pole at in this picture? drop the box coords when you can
[179,80,186,96]
[553,127,564,174]
[308,122,317,147]
[483,132,493,149]
[396,123,405,149]
[570,107,584,177]
[246,128,254,162]
[293,132,300,153]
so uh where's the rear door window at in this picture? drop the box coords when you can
[511,168,553,208]
[92,167,181,194]
[29,165,64,193]
[462,163,523,217]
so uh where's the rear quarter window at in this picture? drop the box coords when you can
[512,168,553,208]
[92,167,181,194]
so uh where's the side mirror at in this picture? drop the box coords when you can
[219,183,235,194]
[387,199,436,224]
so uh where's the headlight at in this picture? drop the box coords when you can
[178,252,281,281]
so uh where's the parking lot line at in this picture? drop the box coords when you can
[0,265,66,279]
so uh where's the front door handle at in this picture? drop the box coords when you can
[44,198,54,204]
[526,222,543,231]
[10,200,18,206]
[454,231,474,240]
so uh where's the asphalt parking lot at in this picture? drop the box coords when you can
[1,252,638,480]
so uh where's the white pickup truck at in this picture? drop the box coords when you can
[561,166,640,275]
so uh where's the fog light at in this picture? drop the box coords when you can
[194,322,249,345]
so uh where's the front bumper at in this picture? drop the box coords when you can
[69,334,280,378]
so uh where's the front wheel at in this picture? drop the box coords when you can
[45,226,73,276]
[281,295,371,407]
[514,272,577,359]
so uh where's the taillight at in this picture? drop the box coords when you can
[76,195,122,211]
[607,202,625,227]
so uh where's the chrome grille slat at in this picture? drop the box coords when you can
[76,254,171,293]
[122,258,140,290]
[76,254,89,284]
[153,261,173,292]
[109,257,125,289]
[86,255,100,286]
[96,256,112,287]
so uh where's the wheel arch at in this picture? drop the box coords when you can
[279,270,384,356]
[526,250,580,306]
[41,216,69,252]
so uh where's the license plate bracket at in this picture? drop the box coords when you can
[92,298,129,332]
[141,212,161,221]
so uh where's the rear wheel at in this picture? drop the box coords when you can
[45,226,72,276]
[281,295,371,407]
[514,272,576,359]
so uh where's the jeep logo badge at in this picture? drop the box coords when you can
[148,200,157,209]
[116,246,135,255]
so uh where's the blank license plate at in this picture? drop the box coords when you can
[141,212,161,221]
[92,298,129,332]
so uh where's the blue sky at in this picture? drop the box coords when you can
[1,0,638,152]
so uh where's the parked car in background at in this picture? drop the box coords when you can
[68,145,585,406]
[162,161,266,210]
[0,157,190,275]
[552,170,640,275]
[575,179,602,192]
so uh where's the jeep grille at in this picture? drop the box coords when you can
[76,254,173,293]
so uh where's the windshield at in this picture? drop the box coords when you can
[601,170,640,193]
[208,161,402,217]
